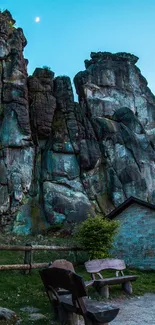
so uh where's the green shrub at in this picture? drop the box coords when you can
[42,65,52,71]
[74,215,119,259]
[8,20,16,29]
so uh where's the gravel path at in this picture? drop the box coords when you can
[12,293,155,324]
[111,293,155,325]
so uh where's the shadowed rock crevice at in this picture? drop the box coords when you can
[1,11,155,234]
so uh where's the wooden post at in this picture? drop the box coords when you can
[122,281,132,294]
[67,312,80,325]
[24,243,32,275]
[74,250,78,265]
[100,285,109,299]
[94,282,110,299]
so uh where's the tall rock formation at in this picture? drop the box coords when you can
[1,10,155,234]
[74,52,155,208]
[0,10,34,231]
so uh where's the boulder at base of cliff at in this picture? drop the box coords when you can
[0,307,18,324]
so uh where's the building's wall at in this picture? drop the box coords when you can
[112,203,155,269]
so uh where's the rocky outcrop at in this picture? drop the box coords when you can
[40,76,94,225]
[28,68,56,141]
[74,52,155,209]
[1,10,155,234]
[0,10,34,232]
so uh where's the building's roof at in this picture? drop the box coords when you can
[107,196,155,220]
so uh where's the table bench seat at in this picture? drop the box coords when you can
[39,261,120,325]
[60,294,119,324]
[94,275,137,286]
[85,258,137,298]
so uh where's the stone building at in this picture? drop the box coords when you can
[107,196,155,270]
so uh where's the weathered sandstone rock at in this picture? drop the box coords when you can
[74,52,155,209]
[1,11,155,233]
[0,10,34,231]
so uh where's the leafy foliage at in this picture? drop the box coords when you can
[42,65,52,71]
[8,20,16,29]
[0,9,16,29]
[75,215,119,259]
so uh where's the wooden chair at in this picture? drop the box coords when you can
[50,259,75,272]
[39,267,119,325]
[85,258,137,298]
[49,259,94,288]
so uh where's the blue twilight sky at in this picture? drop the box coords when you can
[1,0,155,96]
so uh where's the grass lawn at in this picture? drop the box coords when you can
[0,235,155,324]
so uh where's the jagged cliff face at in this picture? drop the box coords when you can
[1,11,155,234]
[74,52,155,208]
[0,11,34,231]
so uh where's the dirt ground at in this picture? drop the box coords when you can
[111,293,155,325]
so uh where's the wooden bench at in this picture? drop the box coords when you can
[49,259,94,289]
[85,258,137,298]
[39,266,119,325]
[49,259,75,272]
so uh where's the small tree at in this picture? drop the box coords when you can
[75,215,119,259]
[42,65,52,71]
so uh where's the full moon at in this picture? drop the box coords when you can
[35,17,40,23]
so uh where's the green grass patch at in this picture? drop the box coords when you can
[0,235,155,324]
[0,270,53,324]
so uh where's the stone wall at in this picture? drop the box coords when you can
[112,203,155,269]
